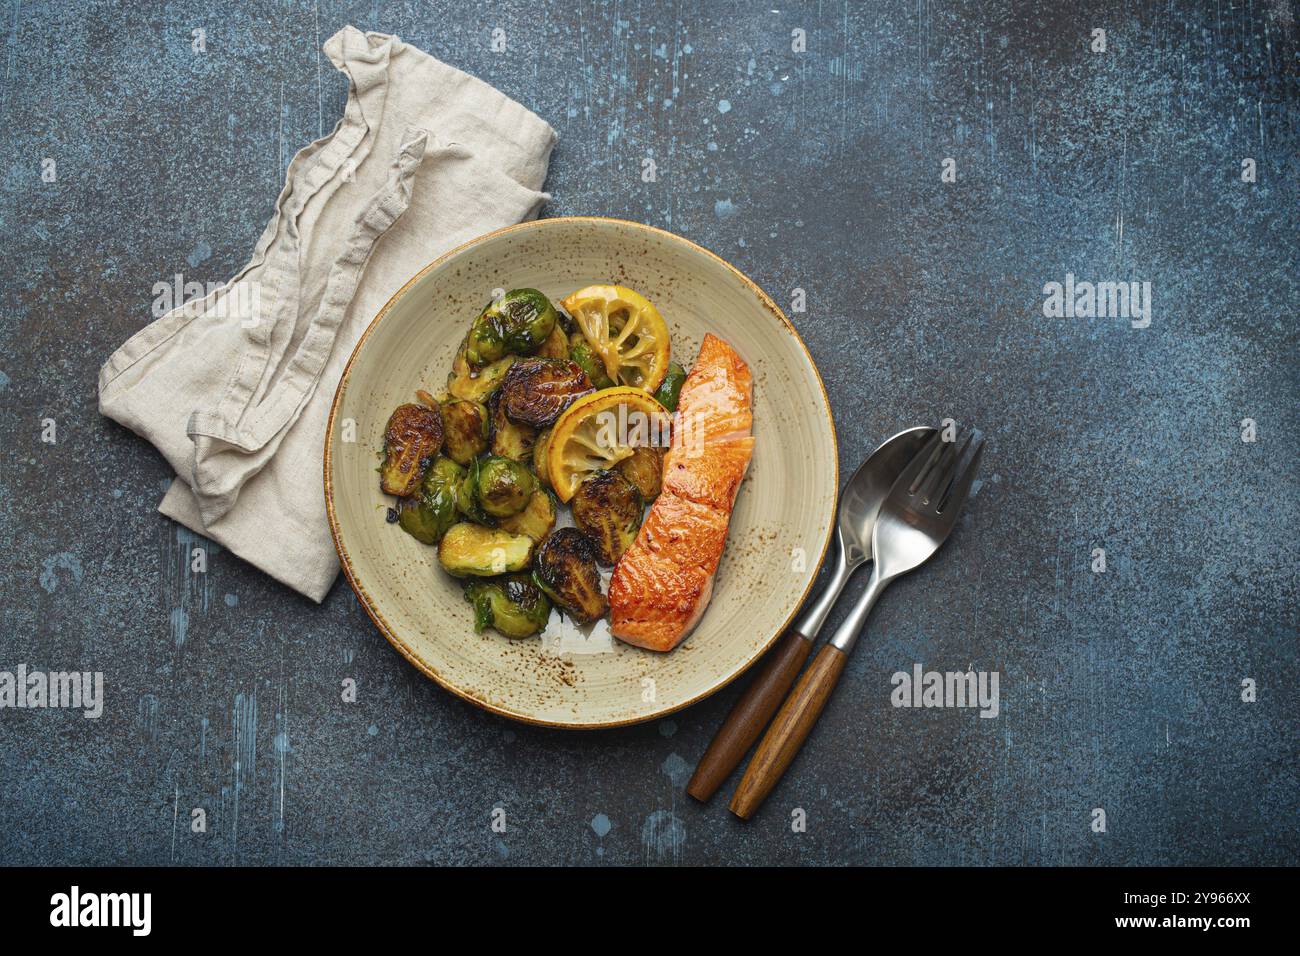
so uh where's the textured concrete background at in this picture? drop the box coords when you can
[1,1,1297,865]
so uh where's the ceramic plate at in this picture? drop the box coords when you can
[325,217,837,727]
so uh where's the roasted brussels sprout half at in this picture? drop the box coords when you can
[536,322,569,359]
[455,457,495,526]
[615,445,664,501]
[467,288,559,364]
[464,314,507,366]
[652,361,687,412]
[489,393,537,461]
[497,488,557,541]
[499,357,594,428]
[532,428,553,487]
[438,522,534,577]
[533,528,608,624]
[448,348,515,403]
[464,574,552,638]
[440,399,489,466]
[397,456,465,544]
[568,331,615,389]
[476,455,537,519]
[571,470,644,565]
[381,402,443,496]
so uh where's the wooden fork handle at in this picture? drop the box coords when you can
[729,643,848,819]
[686,629,815,802]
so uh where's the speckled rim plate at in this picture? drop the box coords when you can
[325,216,837,728]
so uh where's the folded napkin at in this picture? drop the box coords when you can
[99,26,557,602]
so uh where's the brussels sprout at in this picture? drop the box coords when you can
[616,446,664,501]
[555,304,576,336]
[498,488,557,541]
[464,574,552,638]
[455,457,495,526]
[465,313,507,366]
[532,428,553,487]
[489,393,537,461]
[476,455,537,519]
[536,322,569,359]
[440,399,489,466]
[438,522,534,577]
[499,358,594,428]
[652,361,687,412]
[533,528,608,624]
[380,402,443,497]
[568,332,615,389]
[397,456,465,544]
[571,470,644,565]
[468,288,559,362]
[448,347,515,403]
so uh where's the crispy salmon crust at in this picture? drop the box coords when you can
[675,335,754,444]
[633,491,731,576]
[610,334,754,652]
[608,551,713,652]
[663,436,755,512]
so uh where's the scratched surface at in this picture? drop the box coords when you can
[1,1,1297,866]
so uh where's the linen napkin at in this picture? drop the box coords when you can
[98,26,557,602]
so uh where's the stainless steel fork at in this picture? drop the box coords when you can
[730,427,986,818]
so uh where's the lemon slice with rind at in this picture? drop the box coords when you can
[560,285,672,394]
[546,387,670,502]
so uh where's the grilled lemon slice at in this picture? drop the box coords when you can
[545,387,670,502]
[560,285,672,394]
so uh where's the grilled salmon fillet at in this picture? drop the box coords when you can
[662,436,755,512]
[676,333,754,444]
[610,334,754,651]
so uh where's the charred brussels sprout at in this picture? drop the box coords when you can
[536,322,569,360]
[652,361,687,412]
[464,313,507,366]
[568,332,615,389]
[532,428,554,487]
[498,488,557,541]
[489,393,537,461]
[440,399,489,466]
[464,574,552,638]
[397,456,464,544]
[381,402,443,496]
[571,470,644,565]
[448,347,515,403]
[615,445,664,501]
[499,357,594,428]
[438,523,534,577]
[476,455,537,519]
[468,288,558,363]
[532,528,608,624]
[455,457,495,526]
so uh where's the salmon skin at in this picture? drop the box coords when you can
[610,334,754,651]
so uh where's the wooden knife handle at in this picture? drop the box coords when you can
[686,629,815,802]
[729,643,848,819]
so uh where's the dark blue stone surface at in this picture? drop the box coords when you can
[1,1,1295,865]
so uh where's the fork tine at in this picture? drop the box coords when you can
[925,429,974,506]
[915,440,953,503]
[937,435,985,517]
[893,430,945,498]
[918,429,971,505]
